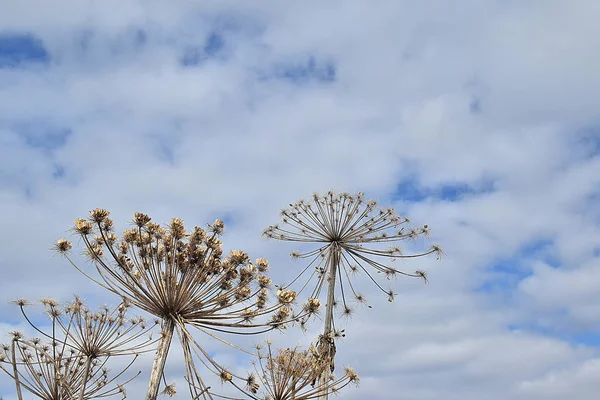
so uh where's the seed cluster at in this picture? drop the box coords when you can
[0,298,153,399]
[265,191,442,309]
[265,191,442,397]
[55,209,320,398]
[1,194,420,400]
[240,341,359,400]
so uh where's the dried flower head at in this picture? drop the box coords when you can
[222,340,358,400]
[303,298,321,315]
[54,238,73,253]
[133,212,151,227]
[1,297,150,399]
[89,208,110,223]
[59,211,304,399]
[277,289,297,304]
[264,192,441,305]
[74,218,93,235]
[219,370,233,383]
[264,191,442,396]
[10,299,31,308]
[161,383,177,397]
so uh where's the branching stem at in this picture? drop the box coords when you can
[319,246,339,400]
[11,339,23,400]
[146,318,175,400]
[78,357,93,400]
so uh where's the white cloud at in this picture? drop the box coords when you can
[1,0,600,399]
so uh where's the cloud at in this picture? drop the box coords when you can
[1,1,600,399]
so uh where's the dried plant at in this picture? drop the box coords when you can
[56,210,312,399]
[201,340,359,400]
[264,191,443,398]
[0,297,153,399]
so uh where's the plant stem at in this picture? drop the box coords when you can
[318,247,339,400]
[11,339,23,400]
[146,318,175,400]
[79,357,93,399]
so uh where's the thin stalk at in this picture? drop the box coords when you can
[318,246,339,400]
[146,318,175,400]
[52,317,59,397]
[11,339,23,400]
[78,357,93,400]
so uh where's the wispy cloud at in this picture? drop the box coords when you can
[181,32,226,66]
[267,55,336,84]
[1,1,600,399]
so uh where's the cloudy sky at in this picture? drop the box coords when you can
[2,0,600,399]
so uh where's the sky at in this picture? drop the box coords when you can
[1,0,600,399]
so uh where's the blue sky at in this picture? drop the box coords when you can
[2,1,600,399]
[0,33,48,67]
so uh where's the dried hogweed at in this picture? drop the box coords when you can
[209,340,359,400]
[264,191,443,397]
[0,297,152,399]
[57,210,311,399]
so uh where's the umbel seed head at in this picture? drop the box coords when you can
[265,191,442,324]
[57,209,307,399]
[90,208,110,223]
[54,238,73,253]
